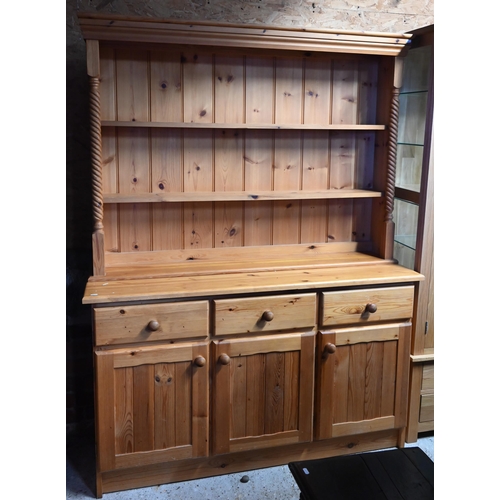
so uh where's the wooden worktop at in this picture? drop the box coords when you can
[83,251,423,304]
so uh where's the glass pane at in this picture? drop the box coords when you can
[394,240,415,270]
[401,45,432,94]
[394,198,418,249]
[395,144,423,192]
[397,92,428,146]
[394,198,419,269]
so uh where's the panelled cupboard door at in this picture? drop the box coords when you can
[94,342,209,472]
[315,323,411,440]
[212,332,315,455]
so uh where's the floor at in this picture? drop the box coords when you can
[66,422,433,500]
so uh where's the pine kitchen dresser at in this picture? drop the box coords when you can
[79,13,425,497]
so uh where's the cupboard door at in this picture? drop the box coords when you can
[94,342,209,472]
[315,323,410,440]
[213,332,315,455]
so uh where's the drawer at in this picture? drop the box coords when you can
[94,301,209,345]
[321,286,414,326]
[214,293,316,336]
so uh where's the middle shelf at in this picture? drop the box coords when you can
[102,121,386,130]
[103,189,382,203]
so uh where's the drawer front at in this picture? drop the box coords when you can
[214,294,316,336]
[94,301,209,345]
[321,286,414,326]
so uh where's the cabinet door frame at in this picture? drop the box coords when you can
[94,341,209,472]
[212,331,315,455]
[315,322,411,440]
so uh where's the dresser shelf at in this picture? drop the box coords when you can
[101,121,387,130]
[103,189,383,204]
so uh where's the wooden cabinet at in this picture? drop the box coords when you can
[79,13,429,497]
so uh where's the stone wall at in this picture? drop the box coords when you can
[65,0,434,428]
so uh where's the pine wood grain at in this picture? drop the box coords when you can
[84,264,422,304]
[102,121,386,130]
[322,285,414,326]
[117,128,151,252]
[151,129,183,250]
[301,131,329,243]
[215,55,244,124]
[183,50,213,124]
[213,332,314,454]
[303,58,331,125]
[78,13,411,57]
[214,293,316,336]
[150,49,183,122]
[95,342,210,472]
[273,130,302,244]
[94,300,209,346]
[315,323,410,440]
[103,189,381,203]
[214,129,244,247]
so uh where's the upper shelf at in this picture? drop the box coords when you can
[101,121,386,131]
[78,13,412,57]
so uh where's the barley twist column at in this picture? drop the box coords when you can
[379,57,404,260]
[89,75,105,275]
[385,86,399,223]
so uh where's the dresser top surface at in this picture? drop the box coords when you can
[83,260,423,304]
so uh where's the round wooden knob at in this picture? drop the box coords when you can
[365,303,377,314]
[324,343,337,355]
[218,353,231,365]
[147,320,160,331]
[261,310,274,322]
[193,356,206,367]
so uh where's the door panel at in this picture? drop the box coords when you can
[315,323,410,440]
[95,342,209,471]
[212,332,315,455]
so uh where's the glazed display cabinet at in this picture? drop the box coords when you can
[391,25,434,441]
[78,13,426,497]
